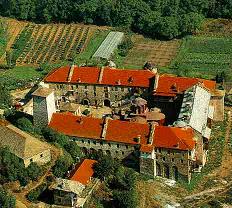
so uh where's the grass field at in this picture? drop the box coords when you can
[169,36,232,80]
[75,29,109,65]
[0,20,7,58]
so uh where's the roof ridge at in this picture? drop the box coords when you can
[173,127,193,150]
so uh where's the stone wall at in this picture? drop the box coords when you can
[24,149,51,167]
[53,189,75,207]
[72,137,136,159]
[48,83,148,108]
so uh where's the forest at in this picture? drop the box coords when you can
[0,0,231,39]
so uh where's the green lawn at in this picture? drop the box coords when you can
[75,29,109,64]
[170,36,232,80]
[0,66,44,90]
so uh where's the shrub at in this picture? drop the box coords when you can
[27,183,47,202]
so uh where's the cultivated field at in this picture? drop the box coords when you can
[121,35,181,69]
[11,23,94,65]
[170,36,232,80]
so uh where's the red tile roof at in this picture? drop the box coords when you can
[140,144,154,153]
[44,65,155,88]
[101,67,155,87]
[44,66,70,83]
[154,75,216,97]
[70,67,100,84]
[49,113,195,151]
[49,113,103,139]
[153,126,195,150]
[70,159,97,185]
[105,119,150,145]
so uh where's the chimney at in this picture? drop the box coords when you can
[117,79,121,85]
[98,67,104,84]
[77,117,83,124]
[128,76,133,83]
[77,78,81,83]
[135,135,141,143]
[154,74,159,91]
[148,123,155,144]
[101,117,110,139]
[67,64,76,82]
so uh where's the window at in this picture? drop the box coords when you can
[167,150,170,154]
[172,158,174,162]
[40,154,43,158]
[82,140,85,143]
[85,86,88,89]
[71,85,74,90]
[115,87,118,91]
[104,87,108,92]
[76,85,78,89]
[88,140,90,144]
[100,142,103,146]
[30,158,33,162]
[115,95,118,99]
[181,159,184,163]
[117,144,120,148]
[93,141,96,145]
[126,145,128,149]
[105,93,109,98]
[93,86,96,91]
[122,151,124,155]
[94,92,96,96]
[115,151,118,154]
[108,143,111,147]
[121,88,124,92]
[163,157,166,161]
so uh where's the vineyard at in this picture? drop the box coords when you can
[10,23,94,65]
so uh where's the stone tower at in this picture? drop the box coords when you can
[32,87,56,128]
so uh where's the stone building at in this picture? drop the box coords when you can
[43,65,156,108]
[32,65,224,182]
[32,87,56,129]
[52,159,98,207]
[0,120,51,167]
[48,112,198,182]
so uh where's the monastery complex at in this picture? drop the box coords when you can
[32,64,224,182]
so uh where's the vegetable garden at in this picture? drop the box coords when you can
[170,36,232,80]
[10,23,92,65]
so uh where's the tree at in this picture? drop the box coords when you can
[64,141,84,162]
[0,84,11,109]
[0,187,16,208]
[93,155,118,180]
[158,16,180,39]
[26,162,42,181]
[42,127,68,147]
[52,152,73,178]
[16,117,34,132]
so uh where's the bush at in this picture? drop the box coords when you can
[52,152,74,178]
[27,183,47,202]
[0,186,16,208]
[118,36,133,57]
[26,162,42,181]
[16,117,34,132]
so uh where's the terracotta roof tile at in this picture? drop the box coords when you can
[49,113,103,139]
[105,119,150,145]
[70,159,97,185]
[44,66,155,87]
[140,144,154,153]
[44,66,70,83]
[154,75,216,96]
[70,67,100,84]
[153,126,195,150]
[101,67,155,87]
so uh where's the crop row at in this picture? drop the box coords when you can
[14,24,91,65]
